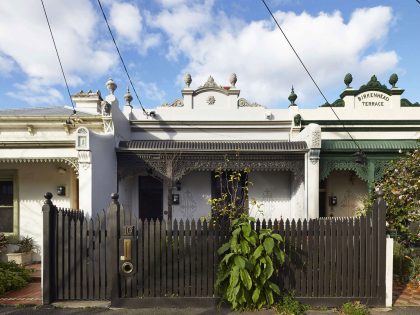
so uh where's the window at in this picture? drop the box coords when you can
[0,171,18,235]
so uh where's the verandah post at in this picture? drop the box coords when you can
[42,192,57,304]
[109,193,121,304]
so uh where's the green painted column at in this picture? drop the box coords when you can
[367,159,375,191]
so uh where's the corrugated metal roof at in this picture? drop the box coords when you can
[322,140,419,151]
[0,107,94,116]
[119,140,308,152]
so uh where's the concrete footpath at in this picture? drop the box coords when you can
[1,306,420,315]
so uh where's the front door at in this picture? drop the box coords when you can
[138,176,163,221]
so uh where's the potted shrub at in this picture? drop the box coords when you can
[6,236,34,266]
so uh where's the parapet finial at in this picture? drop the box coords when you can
[124,87,133,106]
[184,73,192,88]
[229,73,237,87]
[288,86,297,106]
[106,78,117,95]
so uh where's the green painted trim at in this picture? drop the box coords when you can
[302,120,420,126]
[320,127,420,132]
[319,99,344,108]
[0,170,19,236]
[322,140,419,151]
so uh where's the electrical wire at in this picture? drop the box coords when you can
[260,0,363,153]
[96,0,149,116]
[40,0,76,114]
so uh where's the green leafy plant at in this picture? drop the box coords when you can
[15,236,34,253]
[275,293,309,315]
[215,213,285,310]
[393,241,412,282]
[0,233,7,253]
[340,301,370,315]
[362,149,420,243]
[0,261,31,295]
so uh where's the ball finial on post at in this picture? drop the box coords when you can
[44,192,53,205]
[111,193,119,204]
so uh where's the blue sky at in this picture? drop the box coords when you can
[0,0,419,109]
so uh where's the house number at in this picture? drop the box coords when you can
[123,225,135,236]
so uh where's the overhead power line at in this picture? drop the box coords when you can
[260,0,363,153]
[40,0,76,113]
[96,0,149,116]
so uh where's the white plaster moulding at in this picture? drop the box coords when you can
[0,157,79,177]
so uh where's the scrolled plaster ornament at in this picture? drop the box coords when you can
[160,99,184,107]
[238,98,263,107]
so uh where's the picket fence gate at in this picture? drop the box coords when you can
[42,192,386,307]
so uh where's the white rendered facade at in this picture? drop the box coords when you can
[0,73,419,253]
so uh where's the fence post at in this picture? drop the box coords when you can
[376,189,387,305]
[108,193,121,304]
[42,192,56,304]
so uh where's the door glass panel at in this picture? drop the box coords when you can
[139,176,163,221]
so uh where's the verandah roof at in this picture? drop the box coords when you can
[321,140,419,152]
[118,140,308,152]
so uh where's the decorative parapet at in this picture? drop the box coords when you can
[160,99,184,107]
[200,76,222,89]
[358,75,390,94]
[340,74,404,98]
[192,75,228,95]
[401,98,420,107]
[320,99,345,107]
[237,98,263,108]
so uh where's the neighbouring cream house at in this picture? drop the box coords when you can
[0,73,419,253]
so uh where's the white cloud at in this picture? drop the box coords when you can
[108,1,160,54]
[138,81,166,103]
[109,2,142,44]
[147,0,215,59]
[0,54,14,75]
[359,52,399,77]
[149,4,398,107]
[7,79,65,106]
[0,0,118,104]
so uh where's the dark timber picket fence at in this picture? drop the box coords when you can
[42,191,386,307]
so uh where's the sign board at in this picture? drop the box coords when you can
[355,91,391,109]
